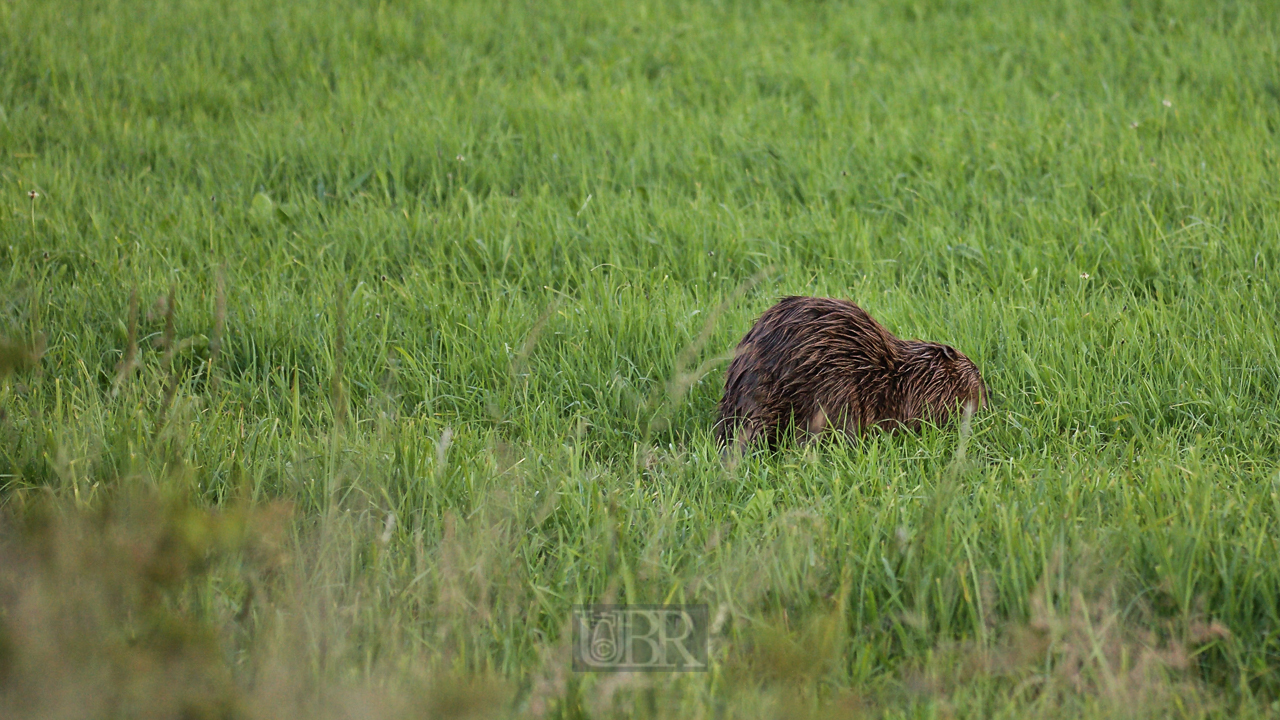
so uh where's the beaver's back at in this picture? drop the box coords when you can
[716,296,904,446]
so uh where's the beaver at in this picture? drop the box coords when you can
[716,296,987,449]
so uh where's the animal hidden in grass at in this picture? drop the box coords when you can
[715,296,987,450]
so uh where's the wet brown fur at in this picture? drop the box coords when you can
[716,296,987,449]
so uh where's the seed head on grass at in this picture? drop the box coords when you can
[111,288,140,397]
[330,284,347,429]
[153,285,179,439]
[27,190,39,241]
[207,267,226,393]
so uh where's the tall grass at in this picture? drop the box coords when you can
[2,0,1279,716]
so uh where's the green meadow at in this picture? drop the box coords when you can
[2,0,1279,716]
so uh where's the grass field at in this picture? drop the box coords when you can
[3,0,1280,716]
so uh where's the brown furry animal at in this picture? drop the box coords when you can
[716,296,986,449]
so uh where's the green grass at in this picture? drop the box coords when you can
[2,0,1280,716]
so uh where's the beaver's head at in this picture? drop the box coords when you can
[894,341,987,426]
